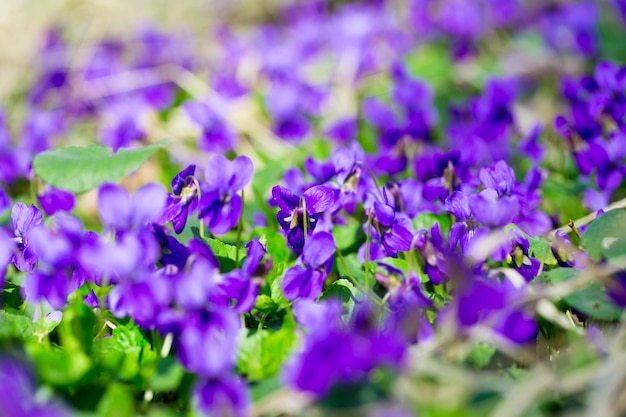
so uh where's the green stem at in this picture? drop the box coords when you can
[335,249,383,308]
[189,177,205,240]
[365,212,372,289]
[357,161,384,200]
[302,197,308,243]
[235,190,245,264]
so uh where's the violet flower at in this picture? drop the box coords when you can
[358,198,415,261]
[10,203,44,272]
[282,232,335,301]
[194,376,250,417]
[283,299,406,397]
[37,186,75,216]
[157,164,199,234]
[455,278,537,344]
[184,100,238,153]
[445,189,520,253]
[22,214,85,309]
[220,238,270,313]
[198,155,254,235]
[0,356,70,417]
[177,308,240,378]
[98,182,167,232]
[272,184,336,253]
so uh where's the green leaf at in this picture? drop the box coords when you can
[413,212,451,237]
[237,327,295,382]
[94,325,156,381]
[528,236,558,266]
[542,268,623,321]
[0,310,38,340]
[336,253,365,285]
[467,343,496,369]
[270,265,290,308]
[333,220,363,252]
[148,356,185,392]
[31,346,92,386]
[582,209,626,264]
[33,140,168,194]
[254,228,290,265]
[97,383,135,417]
[320,279,362,313]
[250,376,282,403]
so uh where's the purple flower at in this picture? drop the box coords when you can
[157,164,199,233]
[282,232,335,300]
[479,160,516,197]
[220,238,270,313]
[98,182,167,232]
[455,278,537,344]
[22,215,85,309]
[178,308,240,377]
[446,190,520,252]
[194,376,250,417]
[198,155,254,235]
[0,356,70,417]
[272,184,336,253]
[99,99,146,151]
[37,186,75,216]
[283,299,405,396]
[11,203,44,272]
[184,100,238,153]
[358,200,415,261]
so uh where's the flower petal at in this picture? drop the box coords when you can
[302,232,336,269]
[205,154,233,194]
[229,155,254,191]
[11,203,43,237]
[98,183,131,230]
[272,186,299,212]
[132,182,167,226]
[444,191,471,221]
[303,185,336,213]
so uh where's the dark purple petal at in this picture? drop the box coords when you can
[495,310,537,344]
[444,191,471,221]
[37,187,74,215]
[374,202,395,228]
[302,232,336,269]
[272,186,299,212]
[385,222,414,253]
[206,194,242,235]
[282,265,305,300]
[171,164,196,195]
[303,185,336,213]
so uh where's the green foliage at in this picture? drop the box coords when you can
[582,209,626,264]
[33,141,167,194]
[542,268,623,321]
[237,326,295,382]
[97,383,135,417]
[528,236,558,266]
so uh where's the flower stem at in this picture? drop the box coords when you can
[235,190,245,264]
[357,161,384,201]
[335,249,383,308]
[190,176,205,240]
